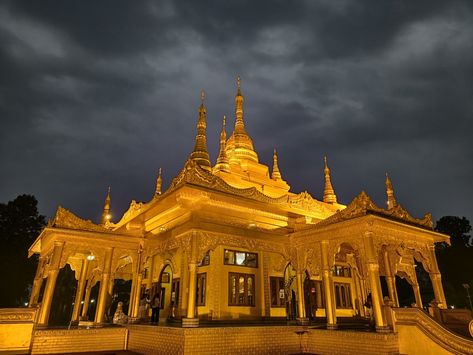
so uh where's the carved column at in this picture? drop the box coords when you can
[383,250,399,307]
[128,245,143,322]
[412,278,423,308]
[321,241,337,329]
[183,234,199,327]
[363,232,389,332]
[29,256,45,307]
[428,245,447,309]
[38,241,64,326]
[71,258,89,323]
[296,271,308,325]
[81,279,93,320]
[94,247,113,324]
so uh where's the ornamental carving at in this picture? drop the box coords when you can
[48,206,111,233]
[316,191,433,229]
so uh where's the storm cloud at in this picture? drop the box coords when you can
[0,0,472,227]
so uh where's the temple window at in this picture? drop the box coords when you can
[228,272,255,306]
[270,277,286,307]
[224,249,258,268]
[196,273,206,306]
[199,251,210,266]
[333,265,351,277]
[334,282,352,309]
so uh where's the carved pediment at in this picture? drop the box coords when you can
[49,206,111,233]
[316,191,433,229]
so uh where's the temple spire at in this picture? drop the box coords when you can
[100,186,111,225]
[235,76,245,133]
[385,172,397,210]
[189,90,211,170]
[155,168,163,195]
[271,148,282,180]
[323,156,338,204]
[214,115,230,172]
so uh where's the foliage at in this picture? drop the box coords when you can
[0,195,46,307]
[435,216,473,308]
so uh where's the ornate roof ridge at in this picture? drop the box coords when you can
[316,190,433,229]
[167,159,338,216]
[49,206,113,233]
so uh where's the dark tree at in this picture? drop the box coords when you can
[0,195,46,307]
[435,216,473,308]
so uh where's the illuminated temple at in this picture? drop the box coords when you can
[2,78,473,354]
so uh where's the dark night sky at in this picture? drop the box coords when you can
[0,0,472,227]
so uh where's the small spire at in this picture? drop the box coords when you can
[271,148,282,180]
[189,90,211,170]
[385,172,397,210]
[214,115,230,172]
[155,168,163,195]
[323,156,338,204]
[101,186,112,225]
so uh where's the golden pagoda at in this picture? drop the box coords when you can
[3,77,472,355]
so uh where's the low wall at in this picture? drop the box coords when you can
[394,307,473,355]
[0,308,37,354]
[127,325,399,355]
[30,327,128,354]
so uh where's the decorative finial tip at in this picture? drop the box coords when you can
[223,115,226,126]
[159,167,162,176]
[324,156,328,164]
[200,90,205,102]
[274,148,277,155]
[237,76,241,89]
[107,186,111,194]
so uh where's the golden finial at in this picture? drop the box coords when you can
[155,168,163,195]
[272,148,282,180]
[323,156,337,204]
[189,90,211,170]
[237,76,241,95]
[101,186,112,225]
[214,115,230,173]
[385,172,397,210]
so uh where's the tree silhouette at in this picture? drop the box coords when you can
[435,216,473,308]
[0,195,46,307]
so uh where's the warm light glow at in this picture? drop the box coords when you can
[91,299,95,303]
[106,214,111,220]
[86,254,95,261]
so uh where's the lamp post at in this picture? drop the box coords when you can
[462,284,473,312]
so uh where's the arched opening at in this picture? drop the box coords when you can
[283,263,297,320]
[415,261,434,307]
[154,264,173,321]
[109,279,132,318]
[303,270,321,320]
[49,264,76,326]
[333,243,358,315]
[395,274,415,307]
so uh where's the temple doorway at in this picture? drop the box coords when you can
[109,279,132,320]
[303,271,320,320]
[152,264,173,320]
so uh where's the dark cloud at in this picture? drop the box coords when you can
[0,0,472,227]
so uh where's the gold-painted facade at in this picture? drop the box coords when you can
[26,78,451,331]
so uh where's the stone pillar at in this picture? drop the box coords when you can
[183,234,199,327]
[383,250,399,307]
[428,245,447,309]
[363,232,389,332]
[94,248,113,324]
[353,270,365,316]
[29,256,45,307]
[321,241,337,329]
[130,272,144,319]
[38,241,64,326]
[71,258,89,323]
[81,279,93,320]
